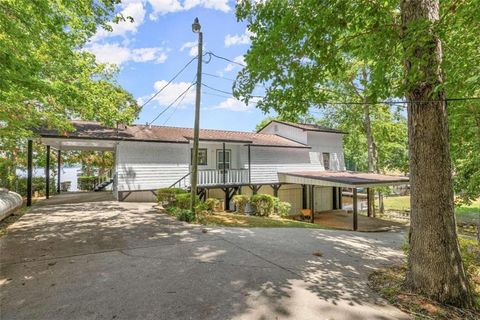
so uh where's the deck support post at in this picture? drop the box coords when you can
[302,184,307,209]
[332,187,337,210]
[247,144,251,184]
[353,188,358,231]
[45,145,50,199]
[367,188,372,217]
[57,150,61,193]
[223,186,239,211]
[338,187,343,209]
[197,188,206,201]
[310,185,315,223]
[249,185,261,195]
[27,140,33,207]
[271,184,281,197]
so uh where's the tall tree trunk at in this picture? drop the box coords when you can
[364,103,376,217]
[401,0,472,307]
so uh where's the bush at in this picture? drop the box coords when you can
[276,201,292,217]
[156,188,187,206]
[175,193,199,209]
[15,176,56,197]
[205,198,221,212]
[232,195,249,214]
[194,200,210,214]
[176,209,195,222]
[166,206,180,216]
[77,176,97,191]
[250,194,276,217]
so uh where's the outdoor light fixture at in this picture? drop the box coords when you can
[192,17,201,33]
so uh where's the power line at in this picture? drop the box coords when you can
[140,56,197,108]
[204,51,246,67]
[202,72,266,89]
[203,91,232,99]
[162,76,197,125]
[201,83,232,96]
[147,82,196,125]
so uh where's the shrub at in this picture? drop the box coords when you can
[176,209,195,222]
[232,195,249,214]
[276,201,292,217]
[156,188,187,206]
[14,177,56,197]
[77,176,97,191]
[250,194,275,217]
[205,198,221,212]
[166,206,180,216]
[175,193,199,209]
[195,200,210,214]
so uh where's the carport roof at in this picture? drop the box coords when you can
[278,171,409,188]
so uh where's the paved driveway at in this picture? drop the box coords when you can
[0,193,409,320]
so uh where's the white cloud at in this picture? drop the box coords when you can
[224,29,253,47]
[145,80,196,107]
[149,0,230,20]
[224,55,245,72]
[180,41,198,57]
[211,96,259,112]
[86,42,169,65]
[94,2,146,39]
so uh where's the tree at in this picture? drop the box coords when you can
[234,0,478,306]
[0,0,140,189]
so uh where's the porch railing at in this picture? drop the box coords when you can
[170,168,249,189]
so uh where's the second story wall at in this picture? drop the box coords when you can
[259,122,307,144]
[306,132,346,171]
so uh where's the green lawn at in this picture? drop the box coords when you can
[198,212,326,229]
[381,196,479,224]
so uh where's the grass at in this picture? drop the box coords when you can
[381,196,479,223]
[197,211,327,229]
[369,237,480,319]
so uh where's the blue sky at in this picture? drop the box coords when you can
[86,0,272,132]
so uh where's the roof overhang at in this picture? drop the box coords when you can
[278,171,409,188]
[39,137,117,151]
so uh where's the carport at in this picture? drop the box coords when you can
[25,133,117,206]
[278,171,409,231]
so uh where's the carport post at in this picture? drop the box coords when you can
[27,139,33,207]
[367,188,372,217]
[302,184,307,209]
[45,145,50,199]
[57,150,61,193]
[353,188,358,231]
[310,185,315,223]
[332,187,337,209]
[338,187,343,209]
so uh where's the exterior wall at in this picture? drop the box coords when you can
[314,187,333,211]
[116,141,190,191]
[259,122,307,144]
[306,132,346,171]
[249,147,324,184]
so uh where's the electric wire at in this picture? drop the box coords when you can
[147,82,196,125]
[140,56,197,109]
[162,76,197,125]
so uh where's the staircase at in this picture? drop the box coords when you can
[93,178,114,192]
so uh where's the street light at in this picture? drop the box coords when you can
[190,18,203,212]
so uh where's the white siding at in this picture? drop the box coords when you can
[259,122,307,144]
[314,187,333,211]
[116,141,190,191]
[306,132,346,171]
[249,147,323,183]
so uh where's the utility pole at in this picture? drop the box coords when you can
[190,17,202,212]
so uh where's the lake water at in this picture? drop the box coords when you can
[16,166,80,191]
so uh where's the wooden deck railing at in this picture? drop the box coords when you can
[170,168,249,189]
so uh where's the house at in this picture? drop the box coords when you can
[36,120,409,224]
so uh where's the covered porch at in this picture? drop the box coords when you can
[25,137,117,206]
[279,171,410,231]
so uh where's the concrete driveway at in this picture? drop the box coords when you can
[0,193,409,320]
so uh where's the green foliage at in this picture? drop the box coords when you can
[77,176,97,191]
[276,201,292,217]
[175,209,195,222]
[156,188,188,206]
[0,0,140,187]
[14,177,56,197]
[250,194,276,217]
[205,198,221,212]
[175,193,199,210]
[232,195,250,214]
[194,201,210,214]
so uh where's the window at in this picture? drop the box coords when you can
[322,152,330,170]
[216,149,231,170]
[191,148,208,165]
